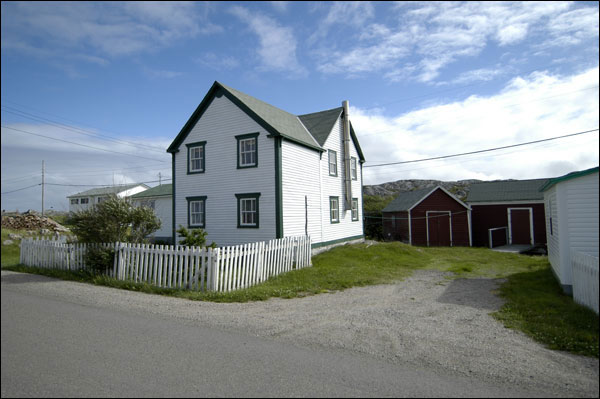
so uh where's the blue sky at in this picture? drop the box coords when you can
[1,1,599,212]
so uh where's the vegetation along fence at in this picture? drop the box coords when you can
[571,250,599,314]
[20,236,312,293]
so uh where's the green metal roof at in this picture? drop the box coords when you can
[540,166,599,192]
[219,82,321,150]
[131,184,172,198]
[298,107,343,146]
[466,179,549,203]
[382,187,438,212]
[167,81,365,161]
[67,183,149,198]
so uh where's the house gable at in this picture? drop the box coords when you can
[168,81,322,154]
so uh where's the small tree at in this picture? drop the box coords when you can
[176,225,216,248]
[68,195,161,273]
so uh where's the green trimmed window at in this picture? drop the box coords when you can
[186,141,206,174]
[351,157,357,180]
[236,133,259,168]
[328,150,337,176]
[187,196,206,228]
[330,196,339,223]
[351,198,359,221]
[236,193,260,228]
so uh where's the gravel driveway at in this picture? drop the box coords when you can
[2,269,598,397]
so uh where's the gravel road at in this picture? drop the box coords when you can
[2,269,598,397]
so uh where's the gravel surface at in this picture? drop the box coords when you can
[2,269,598,397]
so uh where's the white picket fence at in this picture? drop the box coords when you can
[19,236,312,292]
[571,250,599,314]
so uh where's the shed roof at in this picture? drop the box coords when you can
[67,183,149,198]
[131,184,172,199]
[540,166,599,192]
[466,179,548,203]
[382,186,469,212]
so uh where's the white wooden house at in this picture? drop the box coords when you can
[167,81,365,249]
[67,183,149,213]
[130,184,173,243]
[541,166,599,294]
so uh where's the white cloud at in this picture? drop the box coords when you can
[195,53,240,71]
[230,6,307,77]
[0,2,219,61]
[353,66,599,184]
[316,2,596,83]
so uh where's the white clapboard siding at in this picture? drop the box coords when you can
[571,250,599,314]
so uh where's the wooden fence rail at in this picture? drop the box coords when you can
[20,236,312,293]
[571,250,599,314]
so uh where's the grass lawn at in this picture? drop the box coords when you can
[2,236,598,357]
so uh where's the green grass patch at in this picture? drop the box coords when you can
[1,228,25,267]
[492,267,599,358]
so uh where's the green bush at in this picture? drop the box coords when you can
[85,246,116,275]
[176,225,216,248]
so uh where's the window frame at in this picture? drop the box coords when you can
[350,157,357,180]
[187,196,207,228]
[186,141,206,174]
[235,193,261,228]
[351,198,359,221]
[330,196,340,223]
[236,133,259,169]
[80,197,89,204]
[70,198,79,205]
[328,150,338,177]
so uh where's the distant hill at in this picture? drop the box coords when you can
[363,179,482,201]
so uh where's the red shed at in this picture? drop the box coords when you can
[382,186,472,246]
[466,179,548,248]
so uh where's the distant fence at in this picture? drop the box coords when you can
[20,236,312,293]
[571,250,599,314]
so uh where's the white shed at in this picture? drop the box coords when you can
[131,184,173,243]
[541,166,599,294]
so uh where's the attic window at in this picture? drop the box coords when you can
[187,141,206,174]
[328,150,338,176]
[351,157,357,180]
[236,133,259,169]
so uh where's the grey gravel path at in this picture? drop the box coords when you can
[2,269,598,397]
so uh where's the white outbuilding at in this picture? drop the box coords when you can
[541,166,599,295]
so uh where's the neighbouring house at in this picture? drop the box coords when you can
[166,81,365,250]
[541,166,599,295]
[382,186,472,246]
[130,184,173,243]
[67,183,149,213]
[466,179,548,248]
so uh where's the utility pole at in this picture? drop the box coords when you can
[158,172,162,186]
[41,160,45,217]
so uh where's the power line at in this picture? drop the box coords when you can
[364,128,599,168]
[1,105,167,153]
[45,178,172,187]
[1,183,41,195]
[1,125,169,163]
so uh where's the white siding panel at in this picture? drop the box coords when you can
[545,188,561,281]
[320,117,363,243]
[132,197,172,239]
[281,140,322,242]
[566,173,599,257]
[174,95,276,246]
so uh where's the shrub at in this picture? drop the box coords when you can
[176,225,216,248]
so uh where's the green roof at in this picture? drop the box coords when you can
[67,183,149,198]
[466,179,548,203]
[167,81,365,161]
[383,187,438,212]
[540,166,599,192]
[298,107,343,146]
[131,184,172,199]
